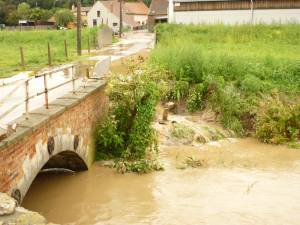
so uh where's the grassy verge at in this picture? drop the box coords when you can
[0,28,99,78]
[150,23,300,145]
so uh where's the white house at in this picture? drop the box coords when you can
[168,0,300,25]
[72,6,92,26]
[87,0,149,31]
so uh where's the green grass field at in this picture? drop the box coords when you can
[152,24,300,94]
[150,24,300,144]
[0,28,98,78]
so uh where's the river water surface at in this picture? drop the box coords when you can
[22,138,300,225]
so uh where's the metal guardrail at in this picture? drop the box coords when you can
[0,64,92,125]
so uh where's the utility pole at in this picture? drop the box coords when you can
[250,0,254,24]
[119,0,123,38]
[77,0,82,56]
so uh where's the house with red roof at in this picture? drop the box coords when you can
[148,0,168,31]
[87,0,149,31]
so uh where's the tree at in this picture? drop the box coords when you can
[143,0,151,7]
[0,0,5,24]
[54,8,74,26]
[6,10,19,25]
[29,7,52,22]
[17,2,30,19]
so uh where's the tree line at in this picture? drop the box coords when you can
[0,0,95,25]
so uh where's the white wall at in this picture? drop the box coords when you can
[133,15,148,25]
[173,9,300,25]
[87,1,130,32]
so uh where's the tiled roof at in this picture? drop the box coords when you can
[124,2,149,15]
[149,0,168,16]
[101,0,139,27]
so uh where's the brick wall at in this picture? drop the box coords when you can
[0,81,108,202]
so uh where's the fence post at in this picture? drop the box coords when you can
[86,68,90,79]
[72,66,76,94]
[87,35,90,55]
[25,80,29,120]
[43,74,49,109]
[64,40,68,59]
[20,47,25,70]
[93,35,97,49]
[47,42,52,66]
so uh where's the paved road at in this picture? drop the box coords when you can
[0,31,154,132]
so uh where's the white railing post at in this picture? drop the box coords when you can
[25,79,29,120]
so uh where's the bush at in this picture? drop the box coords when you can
[256,99,300,144]
[55,9,74,26]
[187,83,205,112]
[164,80,189,102]
[95,66,160,161]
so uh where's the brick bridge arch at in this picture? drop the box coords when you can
[0,80,108,203]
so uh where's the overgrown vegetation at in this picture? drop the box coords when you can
[95,61,166,173]
[151,23,300,145]
[0,28,98,77]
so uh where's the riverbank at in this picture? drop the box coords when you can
[154,108,300,170]
[151,23,300,145]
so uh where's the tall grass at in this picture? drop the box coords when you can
[152,23,300,94]
[150,23,300,143]
[0,28,98,77]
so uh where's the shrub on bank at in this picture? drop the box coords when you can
[96,68,160,160]
[256,98,300,144]
[95,64,166,173]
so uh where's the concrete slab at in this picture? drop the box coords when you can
[0,127,32,151]
[53,97,81,110]
[13,114,49,129]
[76,81,106,94]
[29,105,66,121]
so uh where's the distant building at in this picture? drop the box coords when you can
[72,5,92,26]
[86,0,149,32]
[18,20,35,26]
[148,0,168,31]
[124,2,149,27]
[168,0,300,25]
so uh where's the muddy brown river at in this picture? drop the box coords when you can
[22,138,300,225]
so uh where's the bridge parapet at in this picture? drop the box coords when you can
[0,80,108,203]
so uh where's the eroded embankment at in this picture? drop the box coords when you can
[154,103,300,170]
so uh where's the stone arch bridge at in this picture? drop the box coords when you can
[0,80,108,203]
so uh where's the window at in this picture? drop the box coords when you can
[97,11,100,17]
[93,19,97,27]
[113,22,118,26]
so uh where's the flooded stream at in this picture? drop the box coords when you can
[22,138,300,225]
